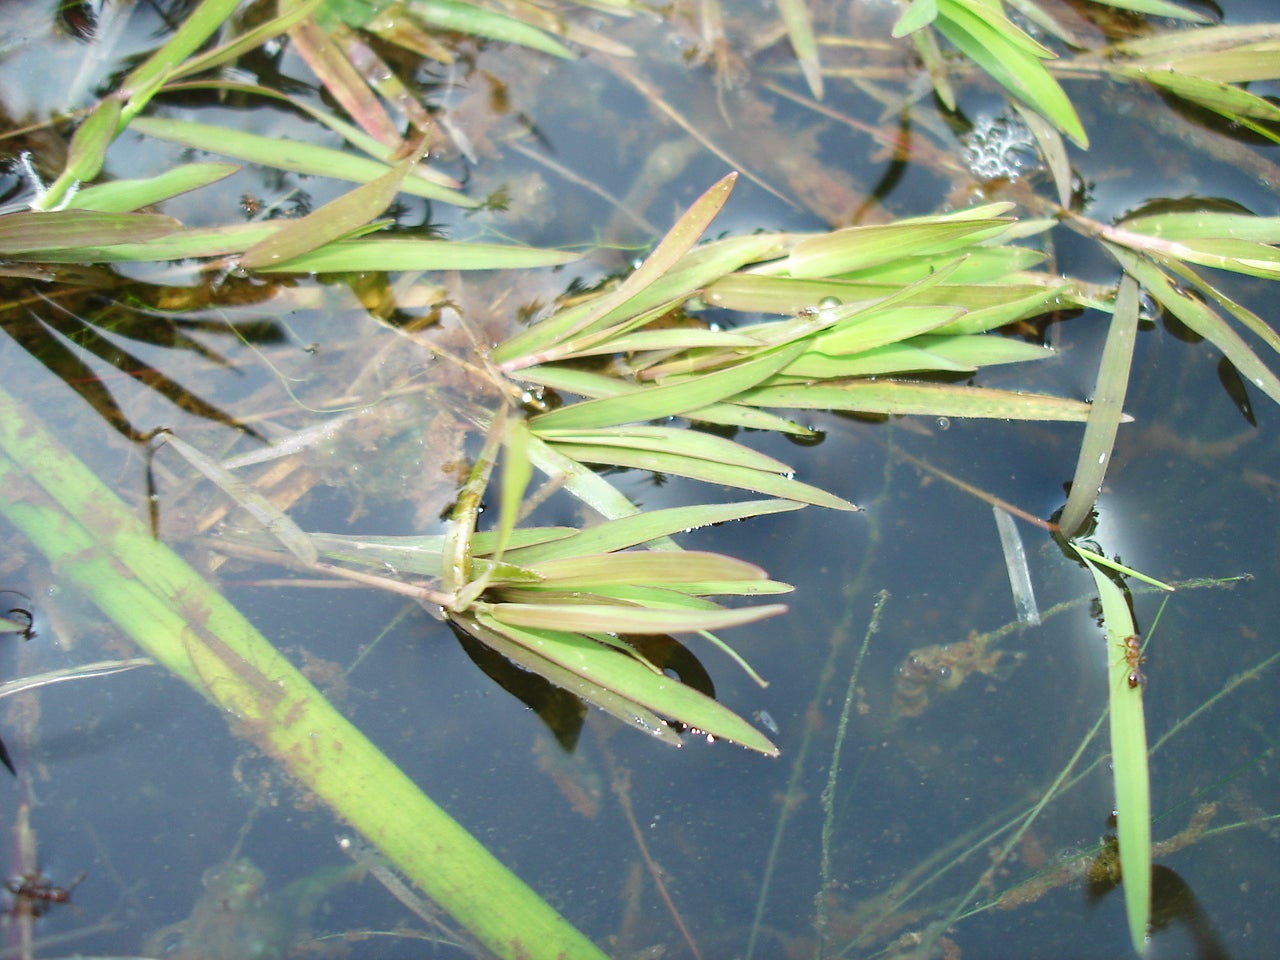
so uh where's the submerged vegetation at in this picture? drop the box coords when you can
[1,0,1279,957]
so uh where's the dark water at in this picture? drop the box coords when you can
[1,2,1279,959]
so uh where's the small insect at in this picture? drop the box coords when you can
[1121,634,1147,689]
[6,871,85,918]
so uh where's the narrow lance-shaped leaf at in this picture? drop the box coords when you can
[0,210,178,254]
[471,612,779,755]
[531,340,807,431]
[494,172,740,370]
[494,416,534,563]
[1110,246,1280,408]
[241,134,429,269]
[503,499,803,564]
[1058,274,1138,537]
[404,0,575,59]
[32,98,123,211]
[120,0,244,122]
[1074,548,1151,956]
[127,116,476,207]
[70,162,240,213]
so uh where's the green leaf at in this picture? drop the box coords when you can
[534,426,795,474]
[253,237,581,272]
[543,437,856,511]
[530,341,807,431]
[470,612,780,755]
[934,0,1088,146]
[456,612,684,747]
[809,304,965,356]
[0,210,178,254]
[1126,68,1280,142]
[524,551,771,588]
[120,0,244,122]
[1073,548,1151,956]
[787,208,1014,278]
[1111,247,1280,408]
[240,137,429,269]
[893,0,939,36]
[70,162,240,212]
[1057,274,1138,538]
[503,500,804,564]
[742,380,1097,420]
[33,98,123,211]
[494,417,534,563]
[128,116,476,207]
[404,0,575,59]
[493,173,744,369]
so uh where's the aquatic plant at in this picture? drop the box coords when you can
[2,0,1279,956]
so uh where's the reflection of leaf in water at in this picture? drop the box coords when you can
[0,277,282,442]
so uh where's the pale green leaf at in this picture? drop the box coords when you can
[241,138,428,269]
[503,500,804,564]
[530,341,807,431]
[743,380,1097,420]
[485,600,786,635]
[128,116,476,206]
[405,0,575,59]
[458,613,684,748]
[1112,248,1280,408]
[0,210,178,254]
[544,439,857,511]
[470,612,778,754]
[526,550,769,587]
[493,173,743,369]
[934,0,1088,146]
[893,0,939,36]
[120,0,243,123]
[1058,274,1138,538]
[159,432,318,565]
[811,305,965,356]
[534,426,794,474]
[1073,549,1151,956]
[253,238,581,273]
[70,162,240,212]
[787,212,1013,278]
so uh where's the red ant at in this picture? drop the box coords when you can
[6,871,85,918]
[1121,634,1147,689]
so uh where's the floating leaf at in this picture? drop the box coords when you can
[530,341,807,431]
[0,210,178,254]
[1057,274,1138,538]
[128,116,475,207]
[253,237,581,273]
[742,380,1097,420]
[934,0,1088,146]
[504,500,804,564]
[542,436,856,511]
[1074,549,1151,956]
[70,162,240,212]
[468,612,778,754]
[240,137,429,269]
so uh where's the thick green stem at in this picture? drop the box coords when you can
[0,386,605,960]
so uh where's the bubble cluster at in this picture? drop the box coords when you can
[962,113,1041,182]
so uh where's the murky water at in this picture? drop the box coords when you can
[1,1,1279,959]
